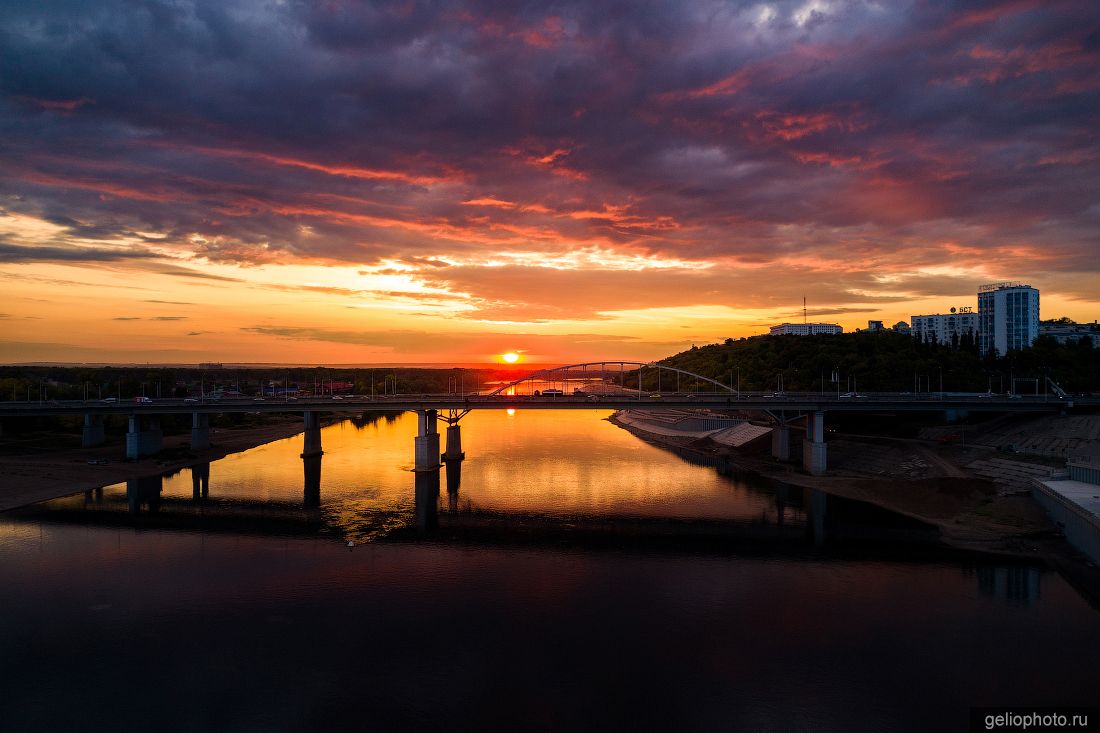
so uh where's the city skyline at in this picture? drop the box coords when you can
[2,0,1100,364]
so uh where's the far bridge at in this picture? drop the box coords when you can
[0,361,1088,477]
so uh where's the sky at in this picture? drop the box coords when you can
[1,0,1099,365]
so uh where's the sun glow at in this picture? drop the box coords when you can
[501,352,520,363]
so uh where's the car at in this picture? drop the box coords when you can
[134,396,152,403]
[649,393,662,399]
[586,394,601,402]
[184,397,198,403]
[102,397,117,403]
[253,397,265,401]
[331,395,343,400]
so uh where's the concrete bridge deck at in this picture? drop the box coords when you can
[0,392,1091,417]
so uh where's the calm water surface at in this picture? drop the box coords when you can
[1,410,1098,731]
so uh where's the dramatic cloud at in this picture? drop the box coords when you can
[0,243,160,263]
[0,0,1098,361]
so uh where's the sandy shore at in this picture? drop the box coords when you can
[0,420,308,512]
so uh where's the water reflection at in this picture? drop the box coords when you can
[191,461,210,500]
[445,458,462,513]
[303,454,321,509]
[414,469,439,533]
[972,565,1043,607]
[9,411,947,551]
[126,475,163,514]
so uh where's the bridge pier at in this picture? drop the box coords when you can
[802,411,827,476]
[126,415,162,459]
[82,413,105,448]
[191,412,210,450]
[414,409,441,471]
[442,423,465,462]
[771,424,791,462]
[301,411,323,458]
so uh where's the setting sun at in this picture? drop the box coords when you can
[501,352,520,363]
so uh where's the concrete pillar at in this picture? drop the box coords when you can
[303,454,322,509]
[414,409,440,471]
[417,409,437,436]
[771,424,790,461]
[442,424,465,461]
[126,415,163,459]
[82,413,106,448]
[414,468,440,532]
[192,461,210,500]
[802,410,827,476]
[126,415,139,459]
[191,412,210,450]
[301,411,323,458]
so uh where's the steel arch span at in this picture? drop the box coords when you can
[485,361,735,397]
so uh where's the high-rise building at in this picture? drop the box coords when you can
[910,307,977,346]
[768,323,843,336]
[978,282,1039,356]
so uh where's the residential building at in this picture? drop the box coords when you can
[978,282,1040,356]
[866,320,885,332]
[910,307,977,346]
[892,321,911,334]
[769,323,843,336]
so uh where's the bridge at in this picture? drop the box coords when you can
[1,361,1089,477]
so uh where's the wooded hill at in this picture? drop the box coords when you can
[651,331,1100,394]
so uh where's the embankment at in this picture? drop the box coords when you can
[0,417,314,512]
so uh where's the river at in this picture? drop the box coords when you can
[1,409,1098,731]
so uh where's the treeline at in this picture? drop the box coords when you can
[650,332,1100,394]
[0,365,511,402]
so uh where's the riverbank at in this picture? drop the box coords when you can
[607,412,1054,548]
[0,417,311,512]
[609,411,1100,606]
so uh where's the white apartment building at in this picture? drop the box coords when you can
[978,282,1040,356]
[910,308,978,346]
[769,323,843,336]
